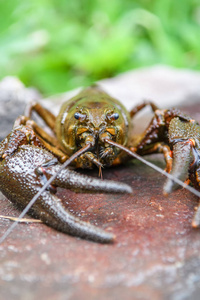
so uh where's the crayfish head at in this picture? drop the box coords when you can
[71,106,128,168]
[56,86,131,168]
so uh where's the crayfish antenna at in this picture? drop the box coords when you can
[105,139,200,199]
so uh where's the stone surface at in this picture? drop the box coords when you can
[0,77,40,140]
[1,68,200,300]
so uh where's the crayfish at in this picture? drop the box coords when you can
[1,86,200,243]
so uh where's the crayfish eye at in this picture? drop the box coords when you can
[106,112,119,121]
[74,112,87,121]
[112,113,119,120]
[74,112,80,120]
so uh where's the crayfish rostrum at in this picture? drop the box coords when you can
[1,86,200,243]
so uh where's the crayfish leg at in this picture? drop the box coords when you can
[25,101,56,132]
[14,116,67,162]
[138,142,173,174]
[130,101,158,118]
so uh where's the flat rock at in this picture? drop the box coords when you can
[1,66,200,300]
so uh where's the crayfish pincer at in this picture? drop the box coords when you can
[135,108,200,227]
[0,125,131,243]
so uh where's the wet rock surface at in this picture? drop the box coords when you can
[1,67,200,300]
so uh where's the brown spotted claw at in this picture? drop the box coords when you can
[135,108,200,227]
[0,125,132,243]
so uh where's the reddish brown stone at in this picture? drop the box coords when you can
[1,104,200,300]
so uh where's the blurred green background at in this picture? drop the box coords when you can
[0,0,199,95]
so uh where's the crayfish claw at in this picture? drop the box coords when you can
[0,126,131,242]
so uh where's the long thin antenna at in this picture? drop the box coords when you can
[106,139,200,198]
[0,143,91,244]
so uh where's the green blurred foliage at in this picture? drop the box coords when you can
[0,0,200,95]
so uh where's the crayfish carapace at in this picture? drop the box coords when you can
[1,86,200,243]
